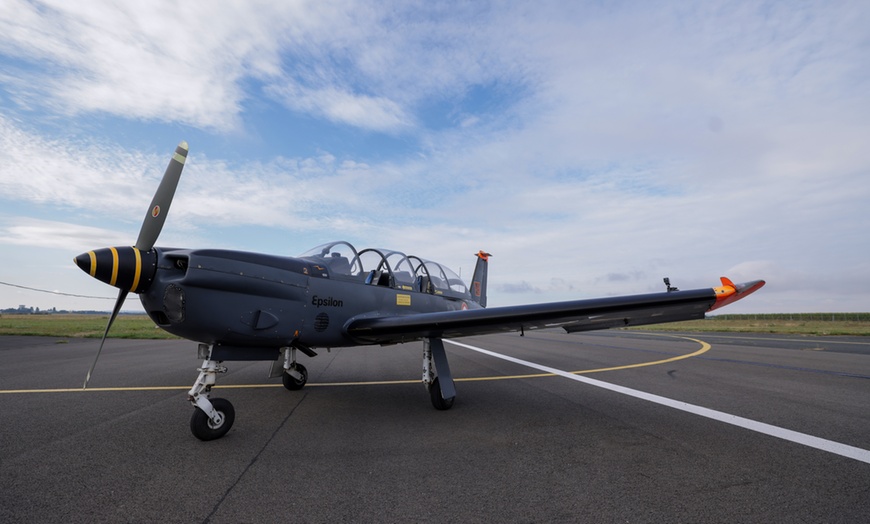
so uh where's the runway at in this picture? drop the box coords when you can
[2,330,869,522]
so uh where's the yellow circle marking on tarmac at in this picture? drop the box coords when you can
[0,334,710,394]
[455,334,711,382]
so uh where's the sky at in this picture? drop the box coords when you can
[0,1,868,314]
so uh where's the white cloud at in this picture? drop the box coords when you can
[0,115,155,213]
[266,82,412,132]
[0,115,429,241]
[0,1,344,130]
[0,217,129,251]
[1,2,868,312]
[0,1,524,133]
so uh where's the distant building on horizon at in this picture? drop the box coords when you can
[3,305,59,314]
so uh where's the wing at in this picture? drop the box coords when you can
[345,278,765,345]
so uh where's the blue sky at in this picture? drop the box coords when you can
[1,1,868,313]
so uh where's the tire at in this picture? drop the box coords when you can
[282,364,308,391]
[429,377,455,410]
[190,398,235,441]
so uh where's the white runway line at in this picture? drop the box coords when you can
[446,340,870,465]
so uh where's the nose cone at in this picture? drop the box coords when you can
[74,251,96,276]
[74,246,158,293]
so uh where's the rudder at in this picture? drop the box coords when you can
[470,251,491,308]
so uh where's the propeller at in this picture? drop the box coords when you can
[83,288,128,388]
[81,141,188,388]
[135,142,188,251]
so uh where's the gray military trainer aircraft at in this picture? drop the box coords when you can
[74,142,765,440]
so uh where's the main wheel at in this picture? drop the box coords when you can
[282,364,308,391]
[190,398,235,441]
[429,377,455,410]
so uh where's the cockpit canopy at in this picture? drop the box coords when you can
[299,241,469,298]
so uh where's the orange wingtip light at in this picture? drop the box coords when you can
[709,277,766,311]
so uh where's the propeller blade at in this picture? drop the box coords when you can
[135,141,189,251]
[83,288,129,389]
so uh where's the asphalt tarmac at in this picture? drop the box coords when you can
[2,330,869,523]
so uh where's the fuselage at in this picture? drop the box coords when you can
[127,242,482,357]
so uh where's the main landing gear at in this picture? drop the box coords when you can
[423,337,456,410]
[280,338,457,410]
[187,343,316,441]
[188,345,234,441]
[187,343,314,441]
[187,339,455,440]
[280,345,308,391]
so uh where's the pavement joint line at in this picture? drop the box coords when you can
[444,338,870,466]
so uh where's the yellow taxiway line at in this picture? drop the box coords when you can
[0,334,710,394]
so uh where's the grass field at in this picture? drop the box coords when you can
[0,314,180,339]
[633,315,870,336]
[1,313,869,338]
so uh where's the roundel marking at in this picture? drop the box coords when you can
[151,205,161,218]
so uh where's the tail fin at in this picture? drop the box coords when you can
[470,251,491,308]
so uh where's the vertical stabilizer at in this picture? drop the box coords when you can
[470,251,491,308]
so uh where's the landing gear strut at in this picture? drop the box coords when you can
[188,344,234,441]
[423,337,456,410]
[280,345,308,391]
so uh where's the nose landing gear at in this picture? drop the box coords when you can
[188,344,235,441]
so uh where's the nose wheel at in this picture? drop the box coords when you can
[190,398,235,441]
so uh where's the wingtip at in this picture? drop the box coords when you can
[709,277,765,311]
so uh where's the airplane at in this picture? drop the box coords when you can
[74,141,765,441]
